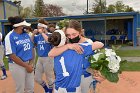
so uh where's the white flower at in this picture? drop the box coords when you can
[89,48,123,82]
[107,56,120,73]
[93,53,103,61]
[105,48,116,56]
[90,48,121,74]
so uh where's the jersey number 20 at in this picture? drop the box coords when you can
[23,43,30,51]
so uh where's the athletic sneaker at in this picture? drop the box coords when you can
[0,75,7,80]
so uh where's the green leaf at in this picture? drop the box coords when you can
[100,66,119,83]
[88,55,96,63]
[57,19,69,29]
[90,62,101,70]
[100,49,105,53]
[98,54,105,60]
[119,60,127,71]
[112,45,116,50]
[111,45,122,52]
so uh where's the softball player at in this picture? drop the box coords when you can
[33,19,54,93]
[4,16,34,93]
[47,30,104,93]
[81,39,95,93]
[0,32,7,80]
[46,20,104,93]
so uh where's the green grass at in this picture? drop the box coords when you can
[121,62,140,71]
[117,50,140,57]
[3,57,9,70]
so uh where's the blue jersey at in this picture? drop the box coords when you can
[34,34,52,57]
[4,30,33,63]
[82,40,94,76]
[83,51,94,76]
[54,42,93,88]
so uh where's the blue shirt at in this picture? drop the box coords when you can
[54,42,93,88]
[4,30,33,63]
[83,51,94,76]
[82,40,94,76]
[34,34,52,57]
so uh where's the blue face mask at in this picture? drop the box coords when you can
[69,35,81,43]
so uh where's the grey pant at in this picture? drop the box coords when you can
[9,63,34,93]
[0,45,4,67]
[81,75,94,93]
[35,57,54,87]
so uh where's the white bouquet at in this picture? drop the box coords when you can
[89,47,126,83]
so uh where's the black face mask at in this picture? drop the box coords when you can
[69,35,81,43]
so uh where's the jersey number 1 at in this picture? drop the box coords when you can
[59,56,69,77]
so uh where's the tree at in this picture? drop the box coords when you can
[13,0,21,6]
[20,6,33,18]
[115,1,134,12]
[90,0,134,14]
[106,5,116,13]
[124,5,134,12]
[13,0,22,15]
[90,0,107,14]
[43,4,66,17]
[115,1,125,12]
[33,0,45,17]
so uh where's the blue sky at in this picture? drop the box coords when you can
[15,0,140,15]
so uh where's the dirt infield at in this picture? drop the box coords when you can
[0,71,140,93]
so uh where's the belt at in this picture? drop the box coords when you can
[55,86,76,92]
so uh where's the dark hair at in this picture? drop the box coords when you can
[65,20,82,33]
[8,16,24,26]
[48,32,61,46]
[38,18,48,25]
[24,26,33,32]
[48,24,56,28]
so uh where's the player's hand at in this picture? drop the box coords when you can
[93,70,105,82]
[33,29,38,34]
[66,43,84,54]
[25,64,34,73]
[38,28,44,34]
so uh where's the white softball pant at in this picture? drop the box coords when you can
[0,45,4,67]
[81,75,94,93]
[9,63,34,93]
[35,57,54,87]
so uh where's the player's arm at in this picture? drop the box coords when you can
[38,28,49,42]
[48,43,84,57]
[41,33,48,42]
[9,54,33,73]
[91,41,104,50]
